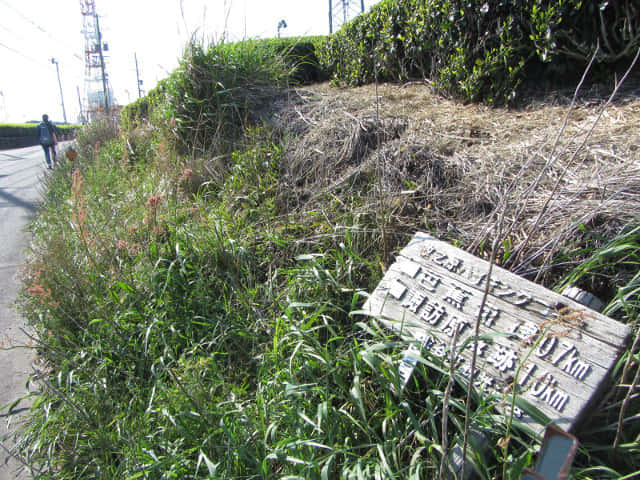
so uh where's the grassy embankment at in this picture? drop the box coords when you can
[10,1,640,478]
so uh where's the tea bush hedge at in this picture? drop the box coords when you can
[0,123,37,138]
[0,123,78,138]
[0,123,79,149]
[318,0,640,103]
[120,79,169,132]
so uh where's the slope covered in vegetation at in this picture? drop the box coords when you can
[9,1,640,478]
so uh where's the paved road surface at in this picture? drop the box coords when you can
[0,144,56,479]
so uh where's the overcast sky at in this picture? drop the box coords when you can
[0,0,381,124]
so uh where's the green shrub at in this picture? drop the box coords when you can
[120,36,329,156]
[120,78,170,132]
[0,123,79,149]
[0,123,37,138]
[0,123,78,138]
[251,36,329,84]
[73,119,120,161]
[318,0,640,104]
[166,40,287,155]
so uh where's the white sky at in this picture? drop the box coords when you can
[0,0,381,124]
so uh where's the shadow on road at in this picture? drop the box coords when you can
[0,189,37,212]
[0,154,24,161]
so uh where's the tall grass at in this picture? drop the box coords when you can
[12,124,499,479]
[158,39,294,158]
[555,223,640,477]
[12,125,618,480]
[10,40,640,480]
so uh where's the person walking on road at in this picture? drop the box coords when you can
[36,114,58,169]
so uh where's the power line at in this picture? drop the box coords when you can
[0,0,84,62]
[0,23,31,45]
[1,25,83,77]
[0,41,52,69]
[0,0,47,34]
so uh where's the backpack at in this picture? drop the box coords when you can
[39,123,53,145]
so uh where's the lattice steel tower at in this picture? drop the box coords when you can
[80,0,114,119]
[329,0,365,33]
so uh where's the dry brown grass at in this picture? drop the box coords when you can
[272,78,640,290]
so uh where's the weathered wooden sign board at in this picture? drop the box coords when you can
[362,232,630,433]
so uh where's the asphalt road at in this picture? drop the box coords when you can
[0,144,55,479]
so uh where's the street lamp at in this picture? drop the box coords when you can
[278,19,287,38]
[50,58,68,124]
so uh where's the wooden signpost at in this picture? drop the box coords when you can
[362,232,630,433]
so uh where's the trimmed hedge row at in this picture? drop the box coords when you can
[317,0,640,103]
[0,123,39,138]
[0,123,78,137]
[0,123,79,150]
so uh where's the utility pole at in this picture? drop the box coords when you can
[50,58,68,123]
[95,14,109,116]
[77,86,85,124]
[277,19,287,38]
[329,0,333,34]
[135,53,143,98]
[0,90,6,122]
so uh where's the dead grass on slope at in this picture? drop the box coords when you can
[274,80,640,292]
